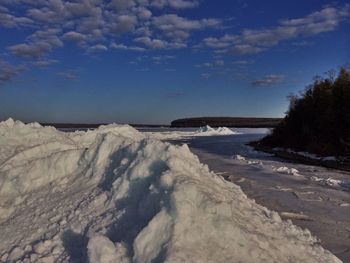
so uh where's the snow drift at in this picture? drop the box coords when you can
[0,119,340,262]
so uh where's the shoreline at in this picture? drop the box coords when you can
[248,141,350,173]
[171,117,281,128]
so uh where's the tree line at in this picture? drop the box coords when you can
[260,67,350,157]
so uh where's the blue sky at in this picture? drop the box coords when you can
[0,0,349,124]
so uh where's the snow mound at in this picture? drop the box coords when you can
[0,119,143,220]
[0,119,340,262]
[146,125,239,140]
[195,125,237,136]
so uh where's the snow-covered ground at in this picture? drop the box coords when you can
[183,133,350,261]
[232,154,350,190]
[0,119,341,262]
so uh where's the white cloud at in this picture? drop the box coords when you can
[202,35,237,49]
[32,59,58,67]
[65,1,99,17]
[62,31,86,42]
[134,36,186,49]
[0,0,217,57]
[87,44,108,52]
[135,36,167,49]
[151,55,176,64]
[2,1,349,65]
[109,14,138,34]
[0,59,25,85]
[0,9,32,28]
[232,60,255,65]
[213,59,224,66]
[203,5,350,55]
[196,59,225,68]
[143,0,199,9]
[27,8,61,23]
[231,44,265,55]
[8,28,63,58]
[137,7,152,20]
[57,70,76,80]
[153,14,221,40]
[109,0,136,11]
[200,73,210,79]
[8,43,51,58]
[167,0,199,9]
[252,75,285,87]
[29,28,63,47]
[110,42,146,52]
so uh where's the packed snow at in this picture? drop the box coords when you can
[0,119,341,262]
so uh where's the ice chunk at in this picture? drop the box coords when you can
[234,154,263,166]
[235,154,246,161]
[87,235,121,263]
[311,176,348,189]
[274,166,300,176]
[7,247,24,261]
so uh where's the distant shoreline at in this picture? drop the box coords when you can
[36,117,282,129]
[171,117,281,128]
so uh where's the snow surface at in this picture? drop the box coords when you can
[0,119,341,262]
